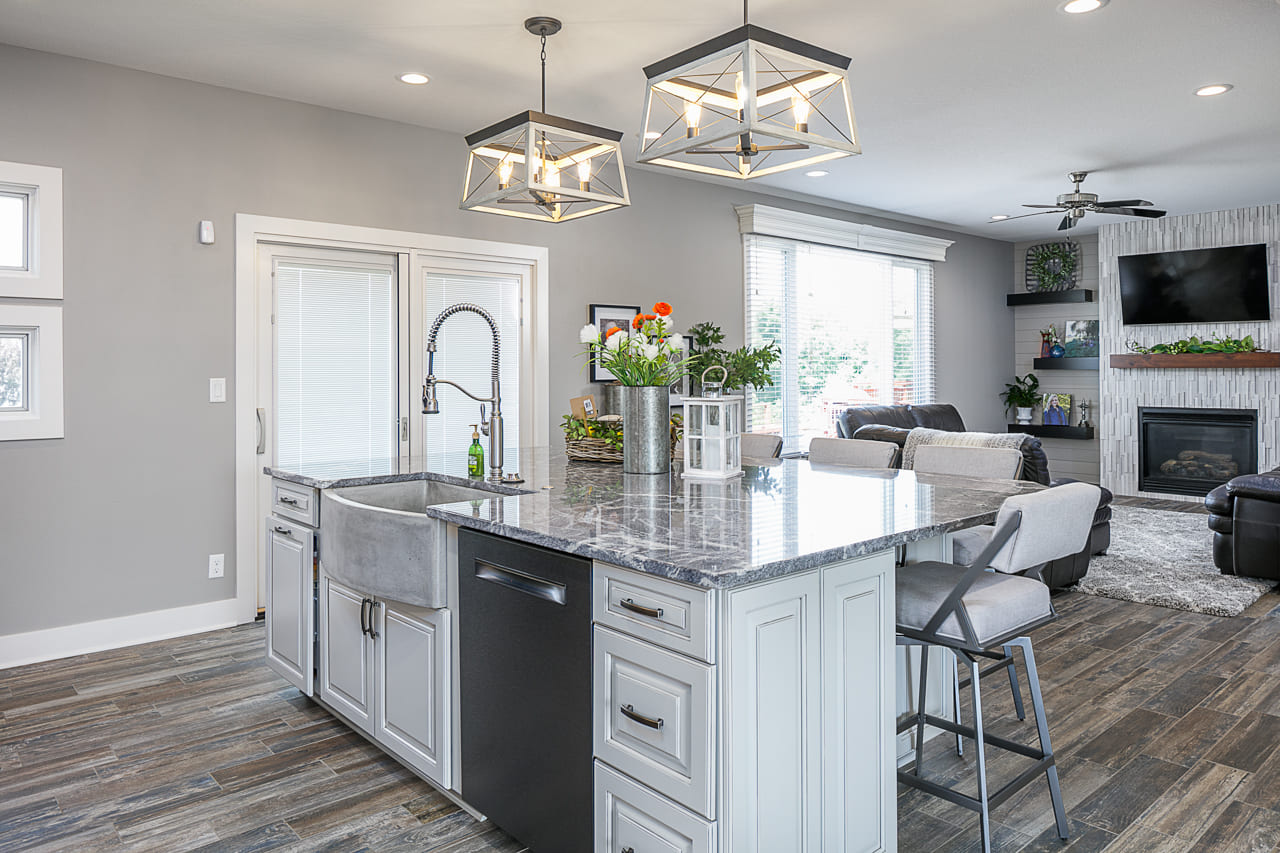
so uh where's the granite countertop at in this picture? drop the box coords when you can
[268,448,1042,589]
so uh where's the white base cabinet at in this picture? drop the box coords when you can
[319,574,452,790]
[264,513,315,695]
[593,550,896,853]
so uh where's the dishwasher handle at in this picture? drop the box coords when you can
[474,559,568,606]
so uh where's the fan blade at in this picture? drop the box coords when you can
[1096,207,1166,218]
[1021,204,1064,209]
[1058,214,1075,231]
[1095,199,1153,208]
[991,210,1061,222]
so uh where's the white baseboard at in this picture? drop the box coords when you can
[0,598,247,670]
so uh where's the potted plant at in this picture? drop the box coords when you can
[685,321,781,395]
[579,301,692,474]
[1000,373,1040,425]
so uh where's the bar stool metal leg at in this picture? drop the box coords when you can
[1003,643,1026,721]
[914,643,931,775]
[1011,636,1069,839]
[963,652,993,853]
[951,654,964,756]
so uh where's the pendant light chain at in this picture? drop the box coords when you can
[743,0,748,25]
[540,33,548,112]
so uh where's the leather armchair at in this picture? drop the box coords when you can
[1206,468,1280,580]
[834,403,1111,589]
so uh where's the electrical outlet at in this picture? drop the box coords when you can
[208,554,225,579]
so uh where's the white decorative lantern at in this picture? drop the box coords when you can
[638,21,860,180]
[682,367,744,480]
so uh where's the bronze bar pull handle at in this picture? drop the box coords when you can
[619,598,662,619]
[620,704,664,730]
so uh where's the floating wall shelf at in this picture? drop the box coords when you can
[1006,290,1095,307]
[1033,357,1098,370]
[1007,424,1095,441]
[1109,352,1280,369]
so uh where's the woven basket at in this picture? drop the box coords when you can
[565,437,678,464]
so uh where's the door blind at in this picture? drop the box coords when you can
[744,234,935,454]
[423,273,521,460]
[276,261,397,468]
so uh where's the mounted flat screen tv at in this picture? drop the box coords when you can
[1119,243,1270,325]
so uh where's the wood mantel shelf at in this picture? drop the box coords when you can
[1109,352,1280,369]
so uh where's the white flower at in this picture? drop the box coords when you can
[667,332,684,351]
[641,342,661,361]
[579,323,599,345]
[606,330,625,350]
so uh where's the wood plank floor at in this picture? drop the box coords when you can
[2,500,1272,852]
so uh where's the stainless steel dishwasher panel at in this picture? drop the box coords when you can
[457,529,592,853]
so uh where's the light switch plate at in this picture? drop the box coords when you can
[208,554,225,579]
[209,378,226,403]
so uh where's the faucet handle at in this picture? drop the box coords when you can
[479,404,491,436]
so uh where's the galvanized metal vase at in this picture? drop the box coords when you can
[621,385,670,474]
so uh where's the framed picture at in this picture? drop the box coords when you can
[587,304,640,382]
[1042,393,1072,426]
[1062,320,1099,358]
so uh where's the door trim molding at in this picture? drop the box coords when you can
[234,214,550,624]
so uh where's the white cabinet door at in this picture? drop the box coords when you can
[821,553,896,853]
[264,517,314,694]
[375,600,451,788]
[723,571,822,853]
[319,577,374,730]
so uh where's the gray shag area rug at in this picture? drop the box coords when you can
[1076,506,1275,617]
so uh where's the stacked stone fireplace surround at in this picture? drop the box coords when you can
[1098,204,1280,502]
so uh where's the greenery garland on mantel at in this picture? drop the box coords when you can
[1025,241,1079,293]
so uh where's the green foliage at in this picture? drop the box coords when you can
[1127,335,1261,354]
[686,321,781,392]
[1000,373,1041,412]
[560,414,623,449]
[1026,243,1078,292]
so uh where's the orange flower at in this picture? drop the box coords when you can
[631,314,645,329]
[644,313,657,321]
[653,301,673,317]
[605,326,622,338]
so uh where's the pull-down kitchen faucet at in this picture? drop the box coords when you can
[423,303,522,483]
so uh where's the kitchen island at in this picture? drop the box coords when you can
[264,449,1041,853]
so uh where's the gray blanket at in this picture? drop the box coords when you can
[902,427,1028,470]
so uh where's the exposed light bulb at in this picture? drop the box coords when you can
[792,95,811,132]
[544,161,560,188]
[498,158,514,189]
[684,101,702,138]
[577,158,592,191]
[735,73,747,117]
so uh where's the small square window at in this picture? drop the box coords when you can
[0,192,25,271]
[0,332,27,411]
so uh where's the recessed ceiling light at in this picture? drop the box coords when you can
[1195,83,1233,97]
[1060,0,1108,13]
[643,131,662,140]
[398,72,430,85]
[805,170,829,177]
[990,214,1010,221]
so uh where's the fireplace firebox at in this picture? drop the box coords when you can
[1139,407,1258,497]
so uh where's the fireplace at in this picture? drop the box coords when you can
[1139,407,1258,497]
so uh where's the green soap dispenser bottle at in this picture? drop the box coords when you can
[467,424,484,478]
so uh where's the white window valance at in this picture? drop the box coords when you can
[735,203,953,263]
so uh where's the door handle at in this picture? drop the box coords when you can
[474,560,567,606]
[619,704,664,731]
[256,408,266,455]
[619,598,663,619]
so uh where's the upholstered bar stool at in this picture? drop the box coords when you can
[897,482,1101,852]
[740,432,783,460]
[808,436,899,467]
[912,444,1024,480]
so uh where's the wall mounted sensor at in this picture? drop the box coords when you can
[198,220,215,244]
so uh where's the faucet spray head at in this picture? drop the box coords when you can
[422,380,439,414]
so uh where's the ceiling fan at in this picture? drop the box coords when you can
[996,171,1167,230]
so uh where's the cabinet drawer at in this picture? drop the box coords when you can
[594,626,715,819]
[273,480,318,527]
[594,563,716,663]
[595,761,714,853]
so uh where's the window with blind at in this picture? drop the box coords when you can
[0,192,25,270]
[745,234,935,454]
[275,261,398,468]
[423,272,521,458]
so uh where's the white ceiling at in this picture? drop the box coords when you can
[2,0,1279,241]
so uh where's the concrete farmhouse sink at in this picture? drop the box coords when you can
[320,479,508,608]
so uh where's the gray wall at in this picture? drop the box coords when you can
[0,44,1012,636]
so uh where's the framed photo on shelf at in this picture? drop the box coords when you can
[1042,393,1072,426]
[587,303,640,382]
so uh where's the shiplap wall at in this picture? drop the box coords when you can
[1098,205,1280,501]
[1012,235,1101,483]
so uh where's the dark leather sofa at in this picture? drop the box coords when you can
[833,403,1112,589]
[1205,467,1280,580]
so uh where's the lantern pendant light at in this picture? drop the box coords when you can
[461,17,630,223]
[638,0,860,180]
